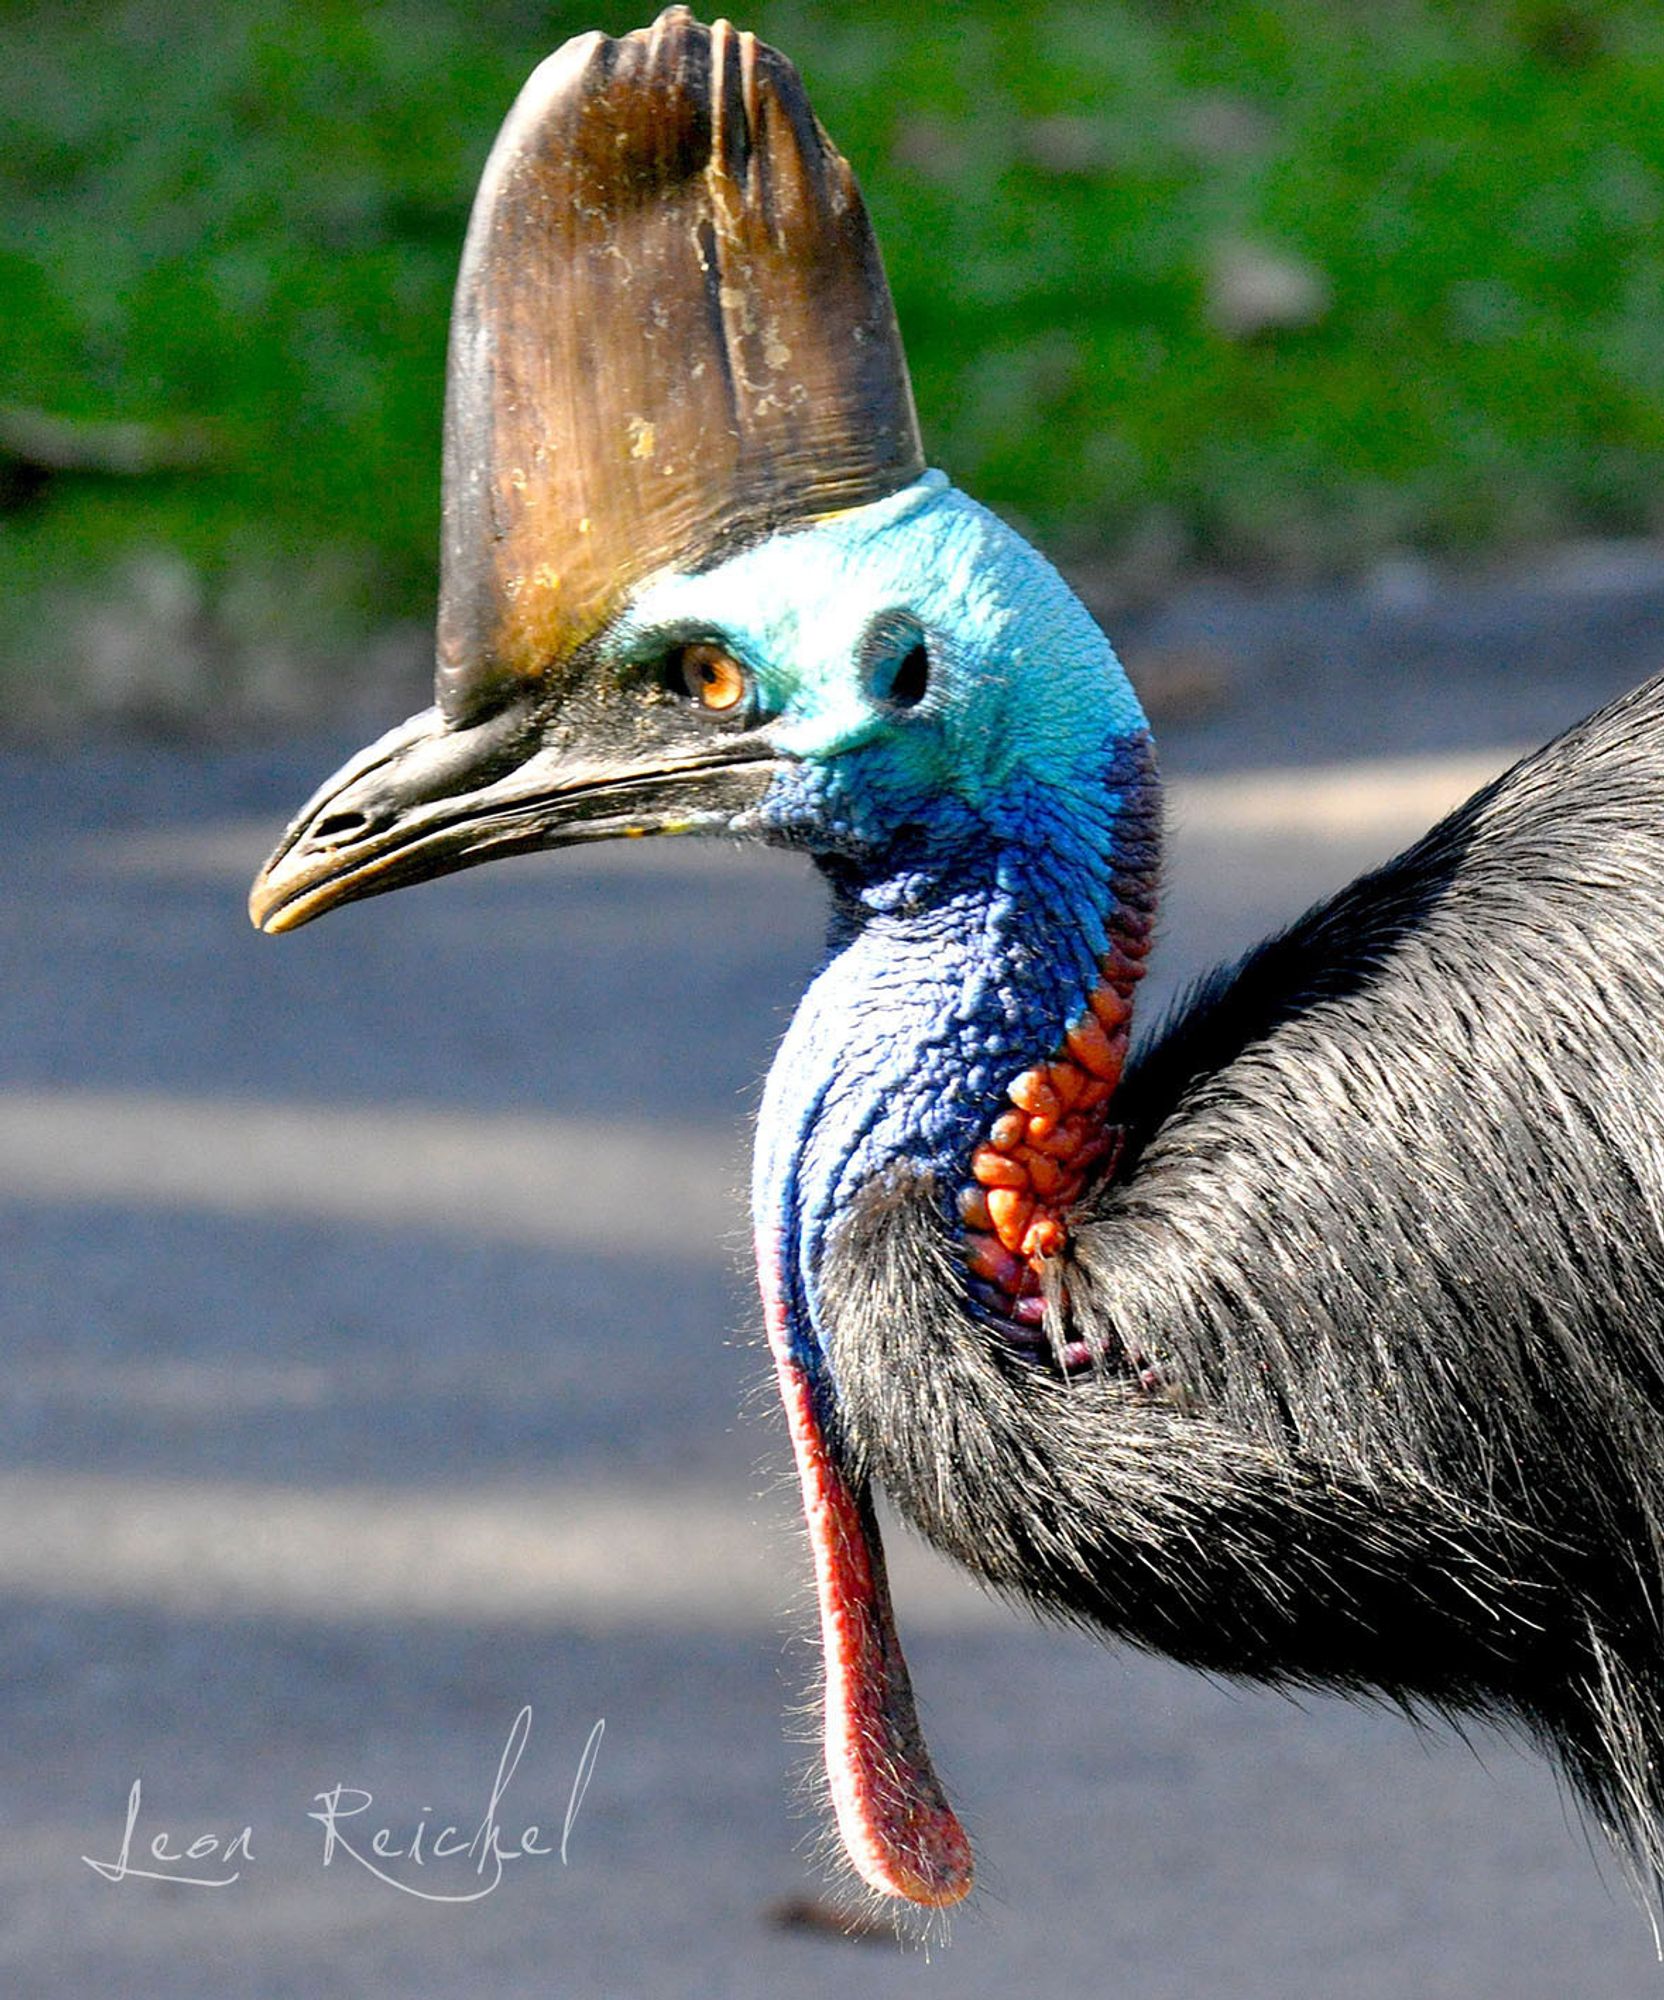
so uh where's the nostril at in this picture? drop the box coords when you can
[311,809,379,847]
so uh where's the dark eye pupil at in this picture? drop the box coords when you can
[889,642,929,708]
[671,642,746,713]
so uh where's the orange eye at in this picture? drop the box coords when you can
[676,643,748,714]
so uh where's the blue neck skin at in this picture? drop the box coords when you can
[753,747,1152,1388]
[620,474,1156,1391]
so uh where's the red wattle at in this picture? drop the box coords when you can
[756,1227,974,1906]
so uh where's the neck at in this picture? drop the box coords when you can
[753,734,1160,1391]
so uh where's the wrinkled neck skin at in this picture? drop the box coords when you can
[755,747,1149,1402]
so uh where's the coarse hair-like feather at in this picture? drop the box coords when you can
[821,672,1664,1902]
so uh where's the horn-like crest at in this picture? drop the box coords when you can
[437,6,924,722]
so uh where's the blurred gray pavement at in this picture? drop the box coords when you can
[9,558,1664,1996]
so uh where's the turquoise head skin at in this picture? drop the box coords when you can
[624,470,1146,824]
[619,471,1158,1387]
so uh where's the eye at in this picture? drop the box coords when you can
[671,642,748,714]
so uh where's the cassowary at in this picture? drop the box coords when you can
[251,9,1664,1914]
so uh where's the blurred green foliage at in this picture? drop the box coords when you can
[6,0,1664,718]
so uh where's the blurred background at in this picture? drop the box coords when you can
[11,3,1664,1995]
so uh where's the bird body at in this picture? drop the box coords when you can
[250,7,1664,1923]
[832,669,1664,1899]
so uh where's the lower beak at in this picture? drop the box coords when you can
[249,700,779,934]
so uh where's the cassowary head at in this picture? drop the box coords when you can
[256,472,1146,929]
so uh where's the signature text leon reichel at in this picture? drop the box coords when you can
[82,1706,604,1903]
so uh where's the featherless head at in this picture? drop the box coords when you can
[248,5,1148,936]
[619,470,1148,862]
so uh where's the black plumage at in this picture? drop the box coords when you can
[824,669,1664,1894]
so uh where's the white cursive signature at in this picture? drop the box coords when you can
[83,1705,603,1901]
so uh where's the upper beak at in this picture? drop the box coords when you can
[249,695,780,935]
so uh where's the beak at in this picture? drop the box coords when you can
[249,693,780,935]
